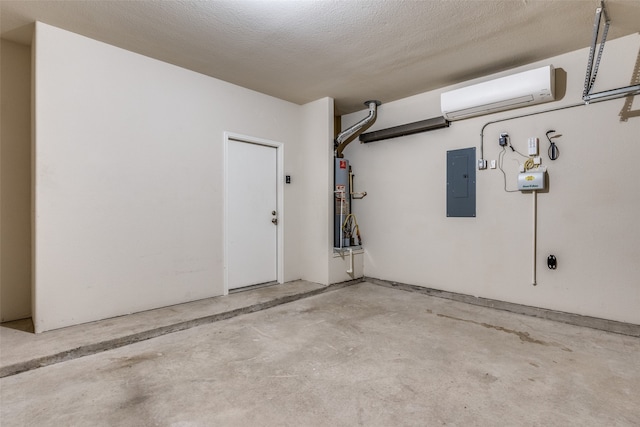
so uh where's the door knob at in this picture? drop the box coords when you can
[272,211,277,216]
[271,218,278,225]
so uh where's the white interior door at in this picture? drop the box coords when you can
[227,139,278,290]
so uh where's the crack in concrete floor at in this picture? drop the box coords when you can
[436,313,574,352]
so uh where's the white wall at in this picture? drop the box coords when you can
[299,98,332,285]
[0,40,32,322]
[298,97,365,285]
[342,33,640,324]
[33,22,306,332]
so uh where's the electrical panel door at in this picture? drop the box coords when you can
[447,147,476,217]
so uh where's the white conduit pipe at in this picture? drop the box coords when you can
[347,248,354,275]
[532,191,537,286]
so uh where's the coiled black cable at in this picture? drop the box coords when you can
[546,130,560,160]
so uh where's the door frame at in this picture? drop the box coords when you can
[223,132,284,295]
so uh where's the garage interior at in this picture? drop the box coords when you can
[1,1,639,425]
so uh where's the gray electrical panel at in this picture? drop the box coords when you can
[447,147,476,217]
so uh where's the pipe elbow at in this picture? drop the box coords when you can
[335,100,381,157]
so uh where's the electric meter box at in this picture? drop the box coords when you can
[518,171,546,191]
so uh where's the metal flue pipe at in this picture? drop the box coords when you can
[335,100,381,158]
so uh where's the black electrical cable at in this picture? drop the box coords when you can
[510,143,529,159]
[548,141,559,160]
[546,130,560,160]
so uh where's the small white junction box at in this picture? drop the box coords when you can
[518,171,546,191]
[528,137,539,156]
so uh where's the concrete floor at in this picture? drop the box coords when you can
[1,282,639,426]
[0,280,336,376]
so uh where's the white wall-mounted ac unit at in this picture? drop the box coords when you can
[441,65,555,121]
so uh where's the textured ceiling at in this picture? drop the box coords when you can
[2,0,640,114]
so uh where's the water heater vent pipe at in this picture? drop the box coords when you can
[335,100,381,158]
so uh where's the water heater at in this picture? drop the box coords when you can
[334,158,351,248]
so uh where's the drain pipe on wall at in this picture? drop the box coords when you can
[346,248,355,274]
[532,190,538,286]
